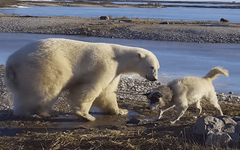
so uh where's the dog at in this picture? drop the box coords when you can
[147,67,228,124]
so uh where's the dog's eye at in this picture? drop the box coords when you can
[157,93,162,97]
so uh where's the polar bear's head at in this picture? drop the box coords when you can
[136,51,160,81]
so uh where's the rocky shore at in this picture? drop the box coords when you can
[0,15,240,43]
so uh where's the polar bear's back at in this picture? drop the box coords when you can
[7,38,117,69]
[5,38,118,92]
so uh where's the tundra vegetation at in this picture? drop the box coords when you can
[0,0,16,8]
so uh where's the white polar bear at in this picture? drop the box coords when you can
[4,38,160,121]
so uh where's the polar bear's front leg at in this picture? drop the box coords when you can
[75,102,96,121]
[93,76,128,115]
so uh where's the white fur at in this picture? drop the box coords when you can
[4,38,160,121]
[149,67,228,124]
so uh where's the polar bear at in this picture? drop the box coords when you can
[5,38,160,121]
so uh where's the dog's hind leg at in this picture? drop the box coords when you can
[157,105,175,120]
[209,96,223,116]
[193,101,202,118]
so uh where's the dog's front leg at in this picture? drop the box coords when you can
[157,108,163,120]
[170,106,187,124]
[156,105,175,120]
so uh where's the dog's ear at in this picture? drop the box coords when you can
[156,92,162,98]
[149,92,161,104]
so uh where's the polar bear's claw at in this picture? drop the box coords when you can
[118,109,128,115]
[76,111,96,121]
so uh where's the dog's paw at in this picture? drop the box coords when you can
[157,115,162,120]
[169,118,178,124]
[170,120,176,124]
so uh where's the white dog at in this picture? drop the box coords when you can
[147,67,228,124]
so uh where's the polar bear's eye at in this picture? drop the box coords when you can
[151,66,154,69]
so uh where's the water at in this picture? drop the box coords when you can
[113,1,240,6]
[1,6,240,22]
[0,33,239,94]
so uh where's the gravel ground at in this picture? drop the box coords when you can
[0,15,240,43]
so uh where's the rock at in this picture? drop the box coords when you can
[217,116,238,133]
[205,132,232,147]
[193,116,225,135]
[193,116,240,147]
[160,21,169,24]
[220,18,229,22]
[228,132,240,144]
[126,118,141,125]
[229,91,234,94]
[100,16,109,20]
[232,116,240,122]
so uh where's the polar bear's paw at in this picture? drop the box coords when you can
[76,111,96,121]
[38,110,59,119]
[118,109,128,115]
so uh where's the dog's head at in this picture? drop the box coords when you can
[147,90,163,110]
[146,85,173,110]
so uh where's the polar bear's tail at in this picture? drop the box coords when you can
[4,65,18,91]
[204,66,229,80]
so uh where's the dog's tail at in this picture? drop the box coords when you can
[204,66,229,80]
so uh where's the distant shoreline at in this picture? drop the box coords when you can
[15,1,240,9]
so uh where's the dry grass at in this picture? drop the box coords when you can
[0,99,239,150]
[0,0,16,8]
[0,126,239,150]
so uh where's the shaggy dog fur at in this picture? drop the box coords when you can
[147,67,228,124]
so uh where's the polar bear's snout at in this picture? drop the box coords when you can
[146,75,157,81]
[145,67,158,81]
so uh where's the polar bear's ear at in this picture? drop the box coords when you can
[137,52,146,59]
